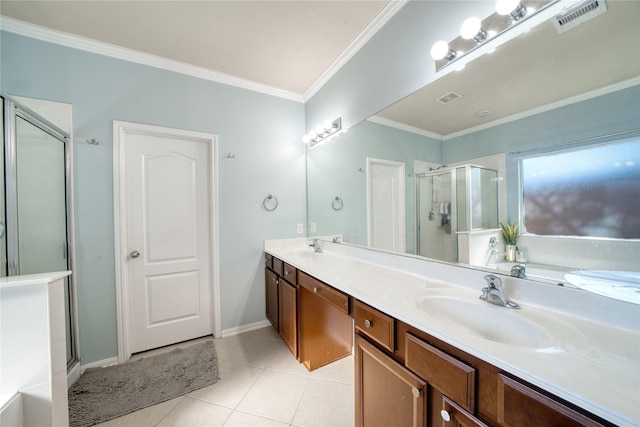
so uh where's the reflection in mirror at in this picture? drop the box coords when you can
[307,1,640,302]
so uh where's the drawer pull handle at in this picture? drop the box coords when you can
[284,271,289,275]
[440,410,451,422]
[411,387,420,398]
[313,287,318,293]
[364,319,372,328]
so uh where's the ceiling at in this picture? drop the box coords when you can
[0,0,389,96]
[1,1,638,137]
[376,0,640,137]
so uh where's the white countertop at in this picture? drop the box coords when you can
[0,271,71,288]
[265,238,640,426]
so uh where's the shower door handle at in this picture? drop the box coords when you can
[130,250,140,259]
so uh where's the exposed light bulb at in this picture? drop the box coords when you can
[430,41,450,60]
[315,125,324,135]
[460,17,481,39]
[302,134,310,143]
[308,130,317,139]
[496,0,527,20]
[323,120,332,130]
[496,0,518,15]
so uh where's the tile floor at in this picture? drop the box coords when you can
[94,327,355,427]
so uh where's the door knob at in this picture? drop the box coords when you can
[130,250,140,258]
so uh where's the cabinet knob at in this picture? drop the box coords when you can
[411,387,420,398]
[284,270,289,275]
[313,287,318,293]
[364,319,372,328]
[440,410,451,422]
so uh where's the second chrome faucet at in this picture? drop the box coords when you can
[480,274,520,309]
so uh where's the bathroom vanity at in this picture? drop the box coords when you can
[264,238,639,427]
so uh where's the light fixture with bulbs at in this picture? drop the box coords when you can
[430,0,552,71]
[303,118,342,147]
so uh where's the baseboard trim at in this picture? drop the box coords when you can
[66,361,81,388]
[221,320,271,338]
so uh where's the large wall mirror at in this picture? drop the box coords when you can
[307,1,640,302]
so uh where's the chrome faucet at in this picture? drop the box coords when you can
[480,274,520,309]
[510,264,526,279]
[309,238,323,253]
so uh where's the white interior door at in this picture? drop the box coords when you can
[367,157,406,252]
[115,122,218,356]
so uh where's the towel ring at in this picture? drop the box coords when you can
[263,194,278,211]
[332,196,343,211]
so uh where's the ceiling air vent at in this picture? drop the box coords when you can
[437,91,462,104]
[553,0,607,33]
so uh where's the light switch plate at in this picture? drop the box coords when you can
[297,223,304,234]
[310,223,316,233]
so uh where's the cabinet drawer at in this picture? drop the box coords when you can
[282,263,297,285]
[354,300,394,352]
[265,253,273,270]
[272,257,284,276]
[405,333,476,413]
[497,374,602,427]
[298,271,349,314]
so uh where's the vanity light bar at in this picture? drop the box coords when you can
[303,118,342,148]
[431,0,554,72]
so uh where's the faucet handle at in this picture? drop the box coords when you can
[483,274,502,290]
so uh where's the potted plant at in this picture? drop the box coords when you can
[500,222,519,262]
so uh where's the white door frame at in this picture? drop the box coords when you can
[366,157,406,252]
[113,120,221,363]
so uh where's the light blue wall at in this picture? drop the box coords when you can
[1,31,307,364]
[305,1,495,132]
[307,120,441,252]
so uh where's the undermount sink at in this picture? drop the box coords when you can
[414,291,586,351]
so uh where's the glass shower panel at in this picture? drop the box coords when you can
[417,171,454,263]
[16,116,68,274]
[477,167,498,229]
[15,116,73,363]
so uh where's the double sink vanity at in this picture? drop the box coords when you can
[264,237,639,426]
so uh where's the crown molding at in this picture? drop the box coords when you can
[0,16,305,103]
[302,0,408,102]
[443,77,640,141]
[367,78,639,141]
[367,115,444,141]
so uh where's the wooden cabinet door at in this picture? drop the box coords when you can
[442,396,490,427]
[497,374,604,427]
[278,279,297,358]
[355,334,427,427]
[298,282,352,370]
[265,268,279,330]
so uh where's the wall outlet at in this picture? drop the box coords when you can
[310,223,316,233]
[297,223,304,234]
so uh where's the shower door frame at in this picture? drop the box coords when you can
[3,97,79,371]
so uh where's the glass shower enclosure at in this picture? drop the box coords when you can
[416,165,498,263]
[2,97,77,369]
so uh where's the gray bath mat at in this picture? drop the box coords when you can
[68,339,219,427]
